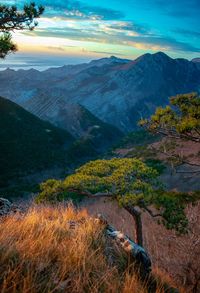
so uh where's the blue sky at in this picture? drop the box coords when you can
[1,0,200,69]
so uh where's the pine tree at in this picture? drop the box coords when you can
[139,93,200,173]
[36,158,194,247]
[0,2,44,58]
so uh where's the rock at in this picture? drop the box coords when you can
[0,197,12,216]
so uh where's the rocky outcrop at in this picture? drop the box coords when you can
[0,198,12,216]
[0,198,22,216]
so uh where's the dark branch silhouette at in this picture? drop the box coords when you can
[0,2,44,58]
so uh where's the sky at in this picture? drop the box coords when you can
[1,0,200,70]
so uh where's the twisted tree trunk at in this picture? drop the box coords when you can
[124,205,143,247]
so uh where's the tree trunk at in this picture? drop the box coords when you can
[124,205,143,247]
[97,214,152,279]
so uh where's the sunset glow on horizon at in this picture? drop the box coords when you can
[1,0,200,69]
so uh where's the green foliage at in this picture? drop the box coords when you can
[145,159,166,175]
[37,158,159,207]
[0,33,16,58]
[64,158,159,197]
[140,93,200,142]
[0,2,44,58]
[151,190,200,234]
[36,179,66,203]
[36,158,200,234]
[36,179,83,204]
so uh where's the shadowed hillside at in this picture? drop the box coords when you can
[0,97,123,190]
[0,97,74,187]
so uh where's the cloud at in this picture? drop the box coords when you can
[24,22,200,54]
[42,0,124,20]
[2,0,200,59]
[46,45,76,51]
[23,19,148,41]
[1,0,124,21]
[88,50,126,56]
[121,37,200,54]
[46,46,65,51]
[0,52,92,70]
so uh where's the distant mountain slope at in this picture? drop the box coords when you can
[17,92,124,152]
[0,97,74,186]
[21,93,123,139]
[0,97,123,186]
[192,58,200,63]
[1,52,200,132]
[66,105,124,154]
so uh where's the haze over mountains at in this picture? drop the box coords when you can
[0,52,200,134]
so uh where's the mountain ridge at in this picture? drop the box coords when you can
[0,51,200,132]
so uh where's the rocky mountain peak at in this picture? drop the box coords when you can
[192,58,200,63]
[135,51,172,65]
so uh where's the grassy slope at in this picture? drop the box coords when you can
[0,205,179,293]
[0,97,74,186]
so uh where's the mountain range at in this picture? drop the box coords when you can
[0,52,200,134]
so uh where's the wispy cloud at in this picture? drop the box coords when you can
[87,50,126,56]
[1,0,200,64]
[41,0,124,20]
[1,0,124,20]
[24,21,200,54]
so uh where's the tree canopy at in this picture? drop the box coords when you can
[139,93,200,142]
[36,158,193,246]
[37,158,158,203]
[0,2,44,58]
[139,93,200,172]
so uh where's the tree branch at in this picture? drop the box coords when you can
[142,205,162,218]
[150,145,200,173]
[67,188,114,198]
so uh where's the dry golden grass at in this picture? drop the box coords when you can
[0,204,178,293]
